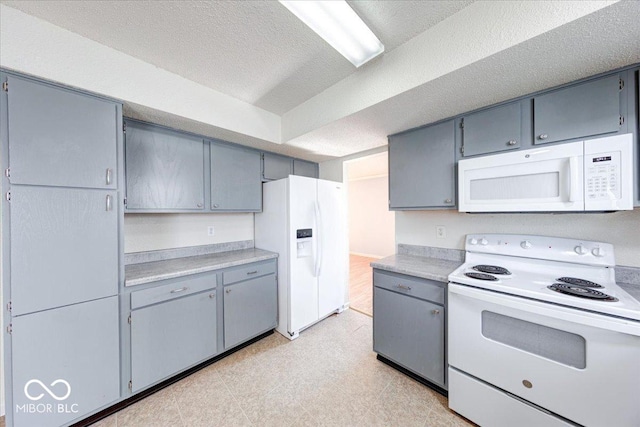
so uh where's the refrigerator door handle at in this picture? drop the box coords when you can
[314,199,322,277]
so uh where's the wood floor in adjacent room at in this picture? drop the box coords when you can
[349,254,377,317]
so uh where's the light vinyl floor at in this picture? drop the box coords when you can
[88,309,472,427]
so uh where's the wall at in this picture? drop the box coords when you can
[396,209,640,267]
[124,213,254,253]
[348,177,395,258]
[320,145,387,183]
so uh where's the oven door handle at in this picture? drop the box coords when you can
[449,283,640,336]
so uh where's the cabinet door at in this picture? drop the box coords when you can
[11,297,120,427]
[262,153,292,180]
[223,274,277,349]
[373,287,445,387]
[210,142,261,211]
[293,159,319,178]
[7,76,118,189]
[125,122,205,210]
[462,101,522,157]
[534,74,621,144]
[389,120,455,209]
[10,186,118,316]
[131,289,217,392]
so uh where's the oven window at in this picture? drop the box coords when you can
[481,311,586,369]
[470,172,559,200]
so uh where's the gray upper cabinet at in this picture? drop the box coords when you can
[533,73,622,144]
[125,121,205,211]
[210,142,262,212]
[293,159,319,178]
[262,153,293,181]
[10,185,118,316]
[461,100,526,157]
[11,297,120,427]
[7,76,117,189]
[389,120,456,209]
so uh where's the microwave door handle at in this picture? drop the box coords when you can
[568,156,580,202]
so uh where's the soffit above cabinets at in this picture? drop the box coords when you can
[1,1,639,162]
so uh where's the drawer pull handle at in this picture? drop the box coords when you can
[507,140,517,146]
[432,309,441,315]
[209,293,215,299]
[397,284,412,291]
[170,287,188,294]
[538,134,548,140]
[246,270,258,275]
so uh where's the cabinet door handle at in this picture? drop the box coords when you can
[106,195,113,211]
[170,287,188,294]
[197,202,203,208]
[209,293,216,299]
[538,134,548,140]
[432,309,441,315]
[225,289,231,294]
[397,284,412,291]
[246,270,258,275]
[444,199,452,204]
[507,140,517,146]
[106,168,113,185]
[213,204,219,208]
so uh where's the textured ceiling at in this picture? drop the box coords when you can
[1,0,472,115]
[2,1,638,163]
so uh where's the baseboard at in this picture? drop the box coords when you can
[349,252,385,259]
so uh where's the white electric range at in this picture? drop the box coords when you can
[447,234,640,427]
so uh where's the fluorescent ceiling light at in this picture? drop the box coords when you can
[280,1,384,68]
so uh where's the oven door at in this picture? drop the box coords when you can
[448,283,640,427]
[458,141,584,212]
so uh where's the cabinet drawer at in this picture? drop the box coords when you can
[131,273,217,309]
[373,269,445,305]
[223,260,276,285]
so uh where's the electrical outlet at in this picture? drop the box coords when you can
[207,226,215,236]
[436,226,446,239]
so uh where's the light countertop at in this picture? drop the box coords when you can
[371,254,461,283]
[125,248,278,287]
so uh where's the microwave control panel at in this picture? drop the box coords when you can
[585,151,621,200]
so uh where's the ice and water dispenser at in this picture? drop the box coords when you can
[296,228,313,258]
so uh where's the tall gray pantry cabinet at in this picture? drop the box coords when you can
[1,73,123,427]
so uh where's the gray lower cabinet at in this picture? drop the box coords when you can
[10,185,118,315]
[125,120,206,211]
[6,75,118,190]
[373,270,446,389]
[10,297,120,427]
[262,153,293,181]
[533,73,622,145]
[130,286,217,392]
[223,265,277,350]
[210,142,262,211]
[293,159,319,178]
[461,100,527,157]
[388,120,456,209]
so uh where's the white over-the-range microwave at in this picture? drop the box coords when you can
[458,133,634,212]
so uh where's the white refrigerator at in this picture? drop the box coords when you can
[255,175,348,339]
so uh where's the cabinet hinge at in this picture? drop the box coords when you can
[460,146,464,155]
[6,323,12,334]
[5,191,10,202]
[123,122,127,133]
[619,79,624,91]
[2,81,7,92]
[6,301,11,312]
[128,381,132,391]
[124,197,127,207]
[128,315,132,324]
[459,119,464,129]
[619,115,625,126]
[4,168,10,178]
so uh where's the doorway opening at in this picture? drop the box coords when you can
[344,151,394,316]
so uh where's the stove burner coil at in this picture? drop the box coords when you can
[548,284,618,301]
[556,277,602,288]
[473,265,512,275]
[465,272,499,281]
